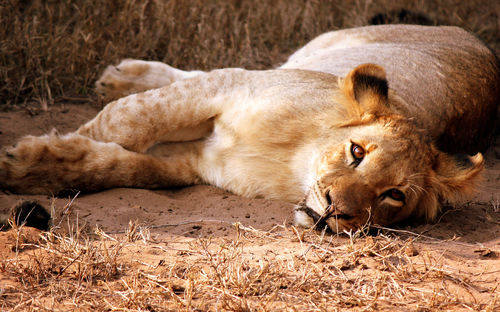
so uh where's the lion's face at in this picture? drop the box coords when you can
[298,122,430,232]
[295,64,484,233]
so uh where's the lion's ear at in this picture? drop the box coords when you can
[430,151,484,204]
[341,63,390,117]
[417,151,483,221]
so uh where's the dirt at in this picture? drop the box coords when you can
[0,104,499,310]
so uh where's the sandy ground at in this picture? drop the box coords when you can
[0,104,499,310]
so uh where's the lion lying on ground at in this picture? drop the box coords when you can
[1,25,499,232]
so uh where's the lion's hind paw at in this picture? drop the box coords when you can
[95,59,204,102]
[95,59,173,102]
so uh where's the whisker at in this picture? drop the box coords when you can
[408,185,418,197]
[407,172,425,179]
[411,183,426,193]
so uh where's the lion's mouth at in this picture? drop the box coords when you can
[296,204,354,230]
[324,190,354,221]
[330,212,354,221]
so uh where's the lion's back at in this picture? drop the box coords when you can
[282,25,500,153]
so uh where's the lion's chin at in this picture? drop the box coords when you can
[294,204,324,228]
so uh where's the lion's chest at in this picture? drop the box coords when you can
[193,90,336,203]
[196,118,315,203]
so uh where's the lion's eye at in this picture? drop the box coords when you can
[350,143,365,164]
[383,189,405,202]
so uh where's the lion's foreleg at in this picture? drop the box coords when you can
[78,68,248,153]
[0,132,201,194]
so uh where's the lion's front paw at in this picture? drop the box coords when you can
[0,132,87,194]
[1,134,56,194]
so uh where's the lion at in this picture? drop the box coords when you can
[1,25,498,232]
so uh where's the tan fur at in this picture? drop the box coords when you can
[1,25,498,232]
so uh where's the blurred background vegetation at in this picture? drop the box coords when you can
[1,0,499,107]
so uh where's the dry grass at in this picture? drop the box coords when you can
[1,222,499,311]
[1,0,499,107]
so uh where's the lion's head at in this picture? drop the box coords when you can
[295,64,484,232]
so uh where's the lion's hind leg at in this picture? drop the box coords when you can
[96,59,204,101]
[0,131,201,195]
